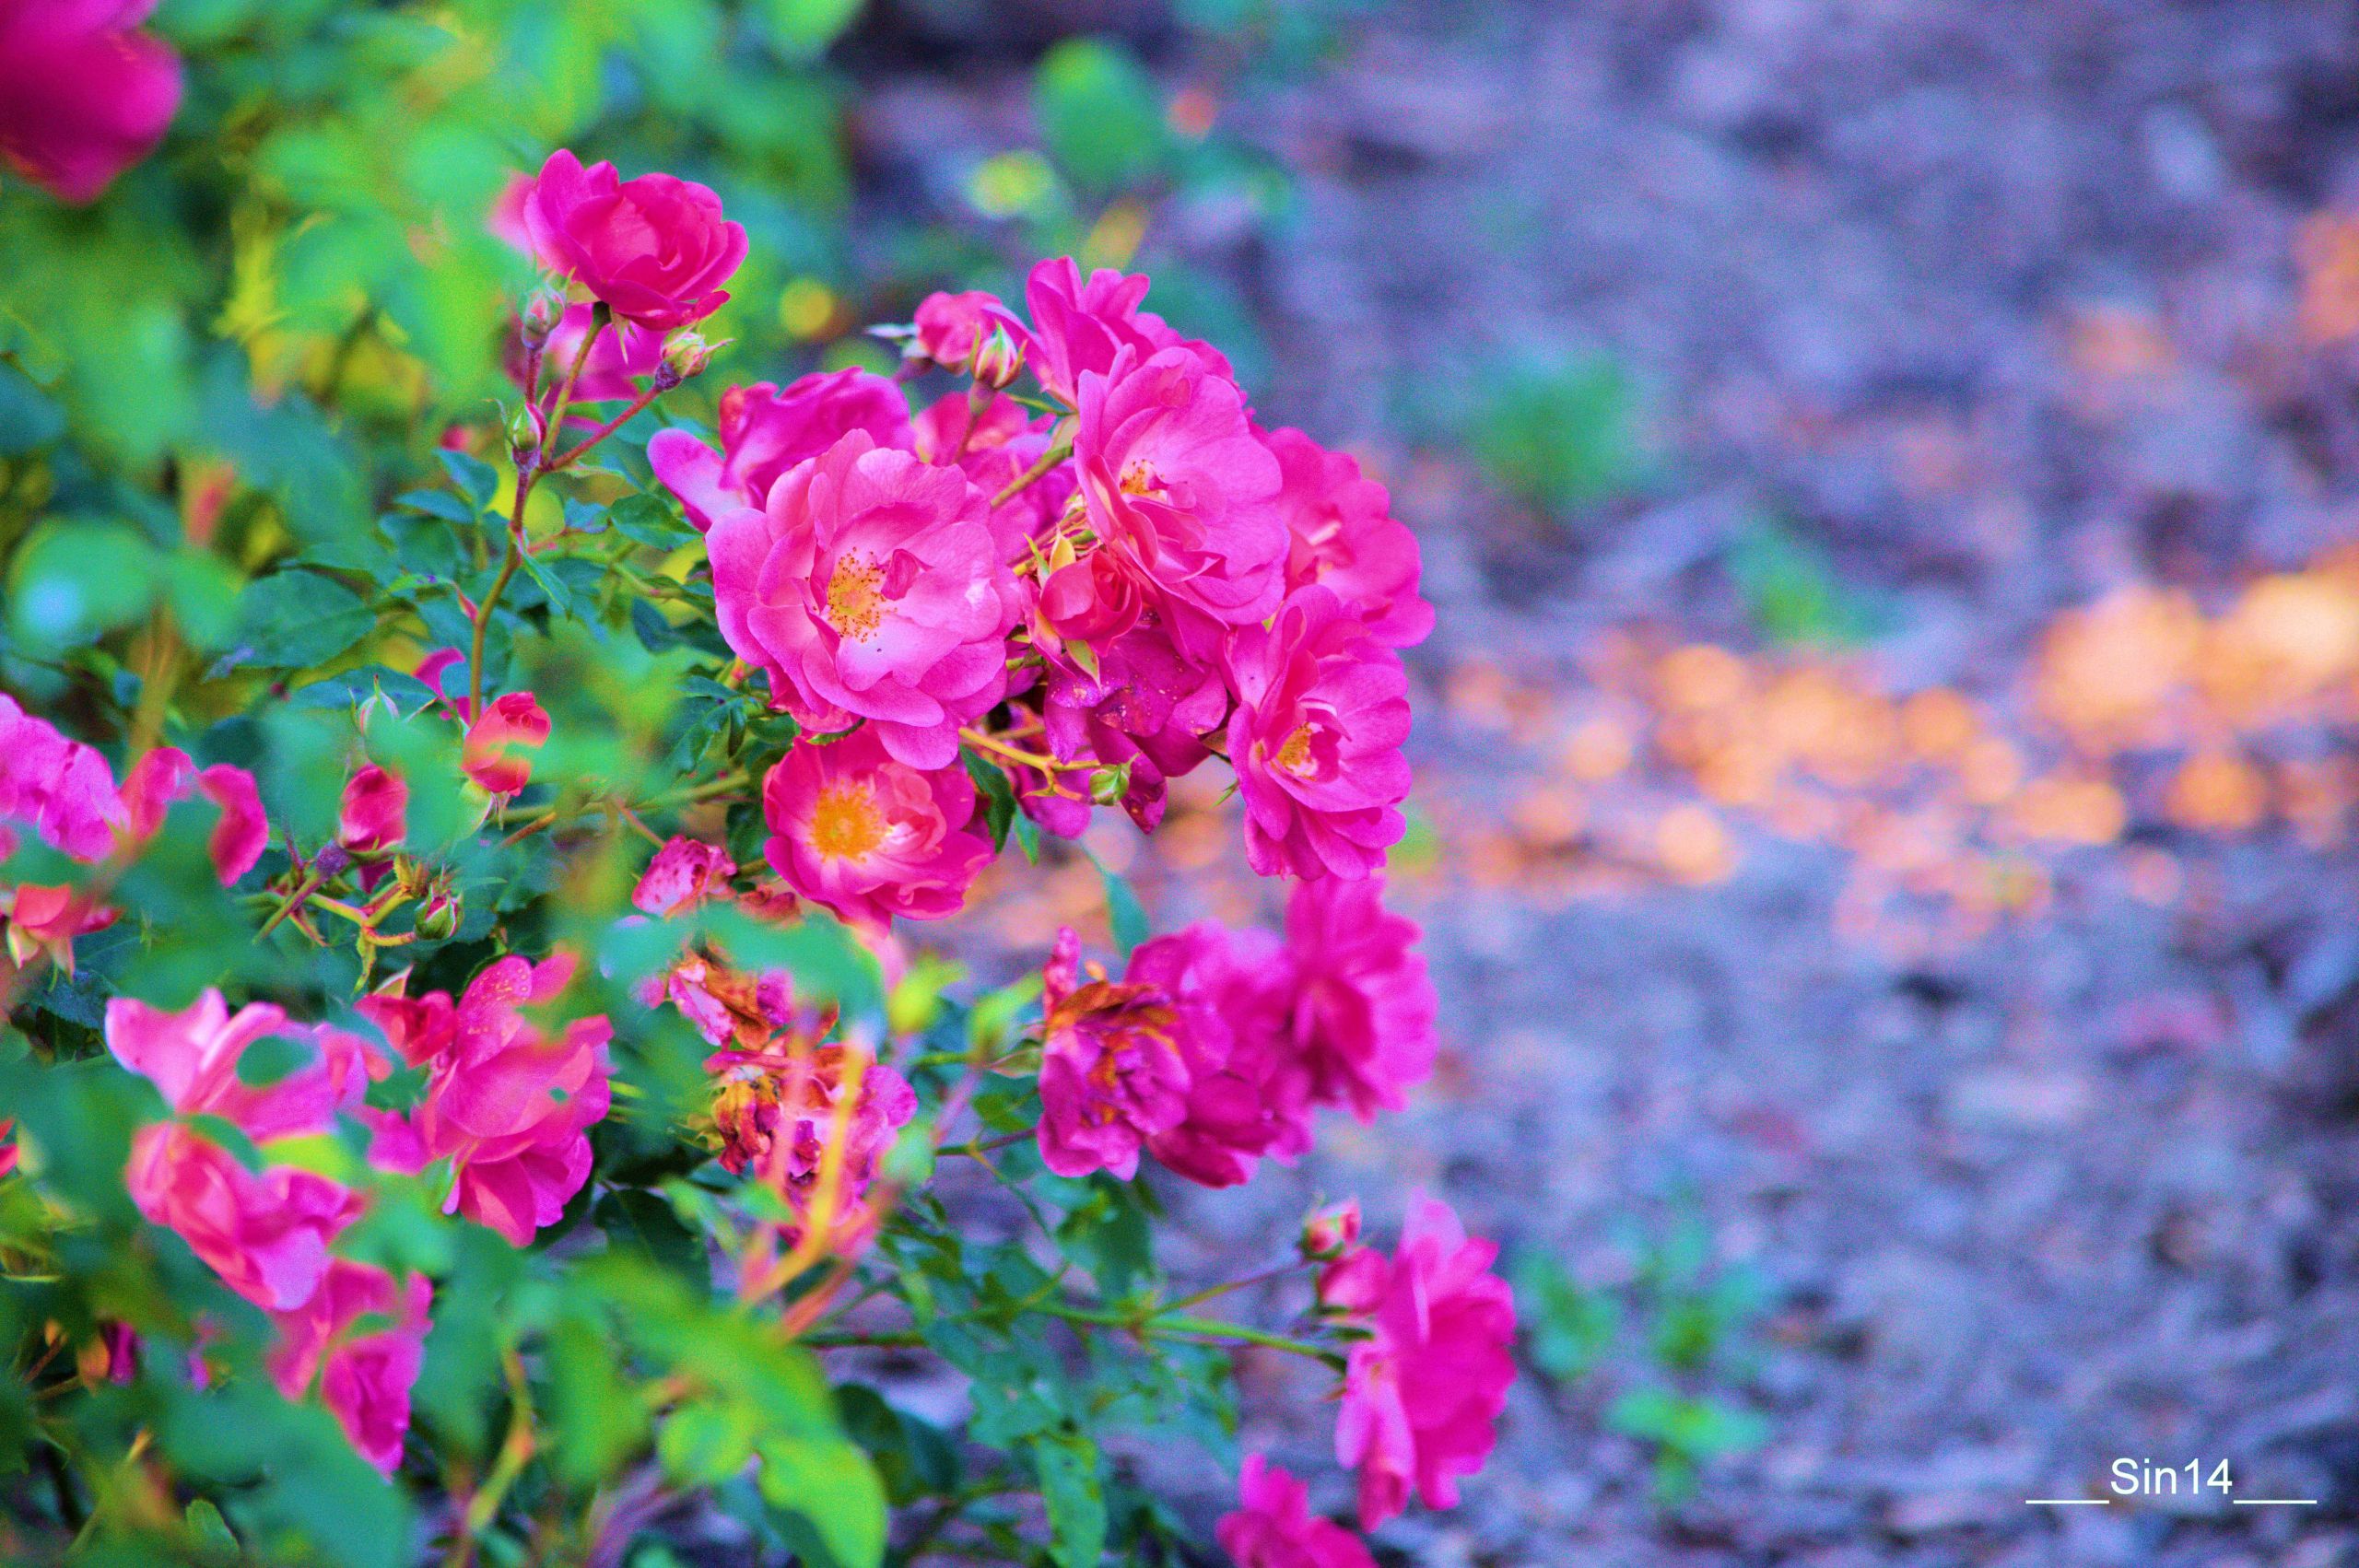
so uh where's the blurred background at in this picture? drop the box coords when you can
[17,0,2359,1562]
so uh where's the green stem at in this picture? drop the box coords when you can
[990,440,1072,509]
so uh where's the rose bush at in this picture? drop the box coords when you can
[0,18,1514,1561]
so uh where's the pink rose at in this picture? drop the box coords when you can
[1073,346,1287,633]
[1131,921,1312,1188]
[1,883,115,975]
[0,0,182,204]
[649,367,914,530]
[911,392,1073,563]
[0,693,127,860]
[1332,1195,1517,1530]
[631,836,738,917]
[911,288,1006,371]
[124,1127,364,1311]
[759,726,993,931]
[521,149,746,331]
[1300,1199,1361,1261]
[1225,586,1413,881]
[1017,257,1233,410]
[337,766,408,854]
[1030,617,1227,837]
[106,990,384,1141]
[462,691,550,796]
[1263,427,1434,649]
[269,1260,431,1476]
[710,430,1019,769]
[0,1117,18,1179]
[1283,876,1437,1121]
[358,954,612,1247]
[1216,1454,1379,1568]
[119,746,271,884]
[709,1041,917,1246]
[1034,927,1191,1180]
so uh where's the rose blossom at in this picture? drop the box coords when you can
[1033,927,1191,1180]
[1331,1195,1517,1530]
[1216,1455,1378,1568]
[710,430,1019,768]
[337,766,408,854]
[1284,875,1437,1120]
[106,991,384,1141]
[1263,426,1434,649]
[1072,345,1286,633]
[268,1260,431,1475]
[910,392,1073,562]
[1225,586,1413,881]
[522,149,746,331]
[124,1129,366,1311]
[358,954,612,1247]
[1130,921,1312,1188]
[631,836,738,917]
[759,726,993,931]
[0,1118,18,1179]
[2,883,115,974]
[1017,257,1233,410]
[708,1040,916,1246]
[649,368,914,530]
[462,691,550,796]
[911,288,1004,371]
[1028,616,1227,837]
[119,746,270,884]
[0,693,126,860]
[0,0,182,205]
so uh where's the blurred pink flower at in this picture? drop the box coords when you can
[119,746,270,883]
[650,368,913,529]
[911,288,1004,370]
[522,149,745,331]
[709,1040,916,1246]
[1264,426,1434,649]
[759,726,993,931]
[1,883,115,975]
[358,954,612,1247]
[1284,875,1437,1120]
[0,0,182,204]
[105,990,384,1141]
[1332,1195,1517,1530]
[1074,345,1287,632]
[124,1127,364,1312]
[1131,921,1311,1188]
[269,1260,431,1475]
[1226,587,1413,881]
[462,691,550,796]
[0,1117,17,1179]
[337,766,408,855]
[1216,1454,1378,1568]
[0,692,127,860]
[709,431,1018,769]
[1034,927,1191,1180]
[512,302,663,415]
[912,392,1072,562]
[632,836,738,917]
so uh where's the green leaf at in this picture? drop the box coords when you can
[757,0,865,59]
[1089,851,1148,955]
[659,1399,758,1488]
[7,520,160,645]
[1034,38,1171,194]
[1031,1429,1106,1568]
[184,1497,240,1565]
[962,746,1017,853]
[230,569,376,669]
[758,1435,888,1568]
[437,448,500,514]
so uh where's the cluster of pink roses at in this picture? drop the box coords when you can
[92,961,610,1471]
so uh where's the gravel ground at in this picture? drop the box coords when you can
[856,3,2359,1562]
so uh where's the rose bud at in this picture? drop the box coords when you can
[1300,1199,1360,1261]
[972,322,1025,392]
[1088,760,1133,807]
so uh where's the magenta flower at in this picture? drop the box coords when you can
[1264,427,1434,649]
[337,766,407,855]
[124,1129,365,1312]
[521,149,746,331]
[708,1041,918,1246]
[462,691,550,796]
[1130,921,1312,1188]
[0,1118,18,1179]
[1018,258,1233,410]
[632,836,738,917]
[1284,876,1437,1121]
[0,693,126,860]
[106,991,384,1141]
[358,954,612,1247]
[759,726,993,931]
[1216,1455,1379,1568]
[709,430,1018,769]
[1033,617,1228,835]
[911,392,1073,562]
[650,368,914,530]
[1074,346,1287,633]
[1034,927,1191,1180]
[0,883,114,975]
[1332,1195,1517,1530]
[911,288,1006,371]
[119,746,271,884]
[268,1260,431,1475]
[1226,586,1413,881]
[0,0,182,204]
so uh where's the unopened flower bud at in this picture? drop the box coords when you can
[416,890,462,941]
[657,330,726,391]
[1300,1199,1360,1261]
[520,286,565,349]
[1087,760,1133,807]
[505,403,540,463]
[971,322,1024,391]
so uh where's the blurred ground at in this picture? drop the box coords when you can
[856,2,2359,1562]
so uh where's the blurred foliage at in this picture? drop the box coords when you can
[1458,355,1648,518]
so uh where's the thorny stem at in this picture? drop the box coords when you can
[549,383,661,470]
[990,439,1072,509]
